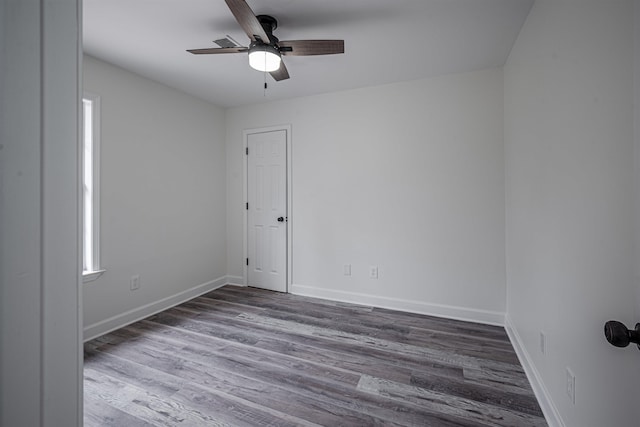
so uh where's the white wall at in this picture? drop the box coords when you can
[226,68,506,324]
[504,1,639,426]
[0,0,82,425]
[635,0,640,324]
[83,56,228,339]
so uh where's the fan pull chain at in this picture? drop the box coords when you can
[263,70,268,96]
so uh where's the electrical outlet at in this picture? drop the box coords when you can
[369,266,378,279]
[540,331,546,355]
[566,367,576,404]
[130,275,140,291]
[343,264,351,276]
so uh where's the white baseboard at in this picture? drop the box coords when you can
[225,276,245,286]
[83,276,230,342]
[289,284,505,326]
[504,314,564,427]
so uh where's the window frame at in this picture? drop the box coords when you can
[82,92,105,282]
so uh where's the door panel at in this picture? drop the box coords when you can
[247,129,287,292]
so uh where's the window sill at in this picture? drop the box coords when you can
[83,269,105,283]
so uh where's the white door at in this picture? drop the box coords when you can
[247,129,287,292]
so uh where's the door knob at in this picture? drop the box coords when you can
[604,320,640,350]
[277,217,284,222]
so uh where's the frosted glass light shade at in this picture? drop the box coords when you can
[248,44,282,72]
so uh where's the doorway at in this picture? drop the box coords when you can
[244,126,291,292]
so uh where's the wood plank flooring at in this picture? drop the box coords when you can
[84,285,547,426]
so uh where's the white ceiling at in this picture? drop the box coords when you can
[83,0,534,108]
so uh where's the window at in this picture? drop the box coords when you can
[82,93,104,282]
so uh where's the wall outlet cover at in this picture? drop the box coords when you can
[343,264,351,276]
[130,275,140,291]
[566,367,576,404]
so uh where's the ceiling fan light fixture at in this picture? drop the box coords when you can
[248,43,281,72]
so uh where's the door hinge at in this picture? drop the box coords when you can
[245,147,249,155]
[246,202,249,210]
[246,258,249,266]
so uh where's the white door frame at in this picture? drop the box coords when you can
[242,124,293,292]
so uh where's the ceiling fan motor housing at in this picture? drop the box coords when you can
[256,15,278,35]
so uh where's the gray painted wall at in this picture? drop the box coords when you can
[504,1,640,425]
[226,68,506,324]
[82,56,228,339]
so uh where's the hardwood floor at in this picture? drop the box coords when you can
[84,285,547,426]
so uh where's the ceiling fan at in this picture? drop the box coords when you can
[187,0,345,81]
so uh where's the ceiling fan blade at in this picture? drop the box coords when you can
[279,40,344,56]
[224,0,271,43]
[187,47,248,54]
[270,62,290,81]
